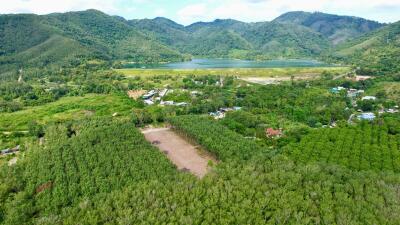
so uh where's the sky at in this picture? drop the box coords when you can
[1,0,400,25]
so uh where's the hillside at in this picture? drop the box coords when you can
[0,10,184,73]
[274,11,384,45]
[334,21,400,74]
[0,9,392,73]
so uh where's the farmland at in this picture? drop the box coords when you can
[284,119,400,172]
[117,67,349,78]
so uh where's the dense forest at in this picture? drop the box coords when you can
[0,8,400,225]
[1,10,398,73]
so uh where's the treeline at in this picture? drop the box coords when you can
[42,155,400,224]
[284,118,400,172]
[169,115,266,160]
[0,118,179,224]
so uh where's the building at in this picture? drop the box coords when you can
[1,145,20,156]
[362,96,376,101]
[209,111,225,120]
[358,113,376,121]
[160,101,174,106]
[331,87,346,94]
[142,90,157,99]
[144,99,154,105]
[266,128,283,138]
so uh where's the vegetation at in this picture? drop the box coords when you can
[0,8,399,225]
[0,119,180,224]
[117,67,348,77]
[169,115,265,160]
[284,119,400,172]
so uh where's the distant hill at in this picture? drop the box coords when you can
[333,21,400,74]
[274,11,384,45]
[0,10,184,72]
[0,10,392,73]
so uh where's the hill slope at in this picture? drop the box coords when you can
[333,21,400,74]
[274,11,384,45]
[0,10,184,72]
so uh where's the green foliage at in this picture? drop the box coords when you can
[275,11,383,44]
[38,155,400,224]
[0,119,179,224]
[284,120,400,172]
[169,115,265,160]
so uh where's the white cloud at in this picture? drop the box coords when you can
[175,0,400,24]
[0,0,118,15]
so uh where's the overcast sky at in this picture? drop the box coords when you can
[1,0,399,25]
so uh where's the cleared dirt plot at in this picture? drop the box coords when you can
[142,127,217,178]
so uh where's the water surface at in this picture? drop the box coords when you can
[124,59,333,69]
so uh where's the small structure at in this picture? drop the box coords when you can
[347,89,364,98]
[175,102,188,107]
[1,145,20,156]
[266,128,283,138]
[362,96,376,101]
[143,90,157,100]
[358,113,376,121]
[160,101,174,106]
[144,99,154,105]
[331,86,346,94]
[386,108,399,114]
[209,111,225,120]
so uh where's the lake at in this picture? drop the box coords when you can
[123,59,333,69]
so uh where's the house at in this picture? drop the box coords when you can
[175,102,188,107]
[160,101,174,106]
[144,99,154,105]
[331,86,346,94]
[142,90,157,99]
[347,89,364,98]
[362,96,376,101]
[209,111,225,120]
[358,113,375,121]
[1,145,20,156]
[387,109,399,114]
[265,128,283,138]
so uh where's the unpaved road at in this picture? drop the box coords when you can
[142,127,216,178]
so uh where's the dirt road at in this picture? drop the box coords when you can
[142,127,216,178]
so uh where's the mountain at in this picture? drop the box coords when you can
[0,10,185,72]
[131,18,330,59]
[333,21,400,74]
[274,11,384,45]
[0,10,391,72]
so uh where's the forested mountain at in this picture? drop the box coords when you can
[0,10,185,73]
[274,11,384,45]
[0,9,393,72]
[333,21,400,74]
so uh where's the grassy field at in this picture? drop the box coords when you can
[116,67,349,78]
[367,82,400,102]
[0,94,136,131]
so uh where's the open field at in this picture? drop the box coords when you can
[367,82,400,102]
[0,94,136,131]
[142,127,217,178]
[117,67,349,78]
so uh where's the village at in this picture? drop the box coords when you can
[330,86,399,122]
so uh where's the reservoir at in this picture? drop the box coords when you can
[123,58,333,69]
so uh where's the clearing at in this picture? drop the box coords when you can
[142,127,217,178]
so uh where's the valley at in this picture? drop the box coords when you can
[0,7,399,225]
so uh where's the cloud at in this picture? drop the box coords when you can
[174,0,400,24]
[0,0,119,15]
[0,0,399,24]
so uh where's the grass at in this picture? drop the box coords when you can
[367,82,400,102]
[0,94,137,131]
[116,67,349,78]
